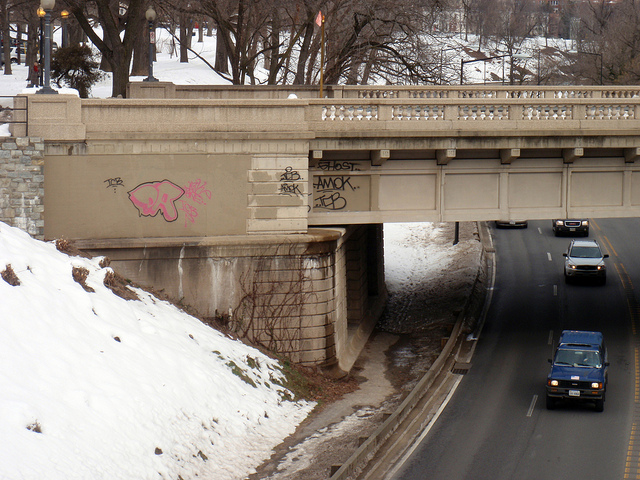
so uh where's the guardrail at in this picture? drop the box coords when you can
[0,96,28,137]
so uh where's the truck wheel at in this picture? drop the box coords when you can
[595,398,604,412]
[546,395,555,410]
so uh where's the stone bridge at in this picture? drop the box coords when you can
[5,84,640,373]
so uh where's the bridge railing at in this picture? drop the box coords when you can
[20,86,640,141]
[127,82,640,101]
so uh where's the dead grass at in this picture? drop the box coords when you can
[103,270,139,301]
[1,264,20,286]
[72,266,95,293]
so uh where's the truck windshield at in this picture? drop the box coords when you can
[554,348,601,367]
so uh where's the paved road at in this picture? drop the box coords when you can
[391,218,639,480]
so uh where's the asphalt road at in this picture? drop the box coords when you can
[391,218,640,480]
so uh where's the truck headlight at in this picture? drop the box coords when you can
[549,379,559,387]
[591,382,603,389]
[582,220,589,226]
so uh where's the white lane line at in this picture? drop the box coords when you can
[538,227,543,235]
[547,252,552,262]
[548,330,554,345]
[527,395,538,417]
[553,284,557,296]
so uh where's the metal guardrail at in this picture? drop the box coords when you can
[0,96,28,136]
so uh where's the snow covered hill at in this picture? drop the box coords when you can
[0,221,314,480]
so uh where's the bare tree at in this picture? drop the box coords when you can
[61,0,146,97]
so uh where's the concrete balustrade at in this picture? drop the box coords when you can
[19,90,640,143]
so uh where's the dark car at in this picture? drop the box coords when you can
[495,220,528,228]
[552,219,589,236]
[546,330,608,411]
[563,238,608,284]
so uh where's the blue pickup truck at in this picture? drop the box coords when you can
[546,330,608,412]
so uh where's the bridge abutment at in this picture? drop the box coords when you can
[76,224,386,372]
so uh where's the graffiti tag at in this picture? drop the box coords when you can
[314,192,347,210]
[280,166,301,182]
[104,177,124,192]
[128,180,185,222]
[313,176,357,192]
[279,166,305,198]
[317,161,361,172]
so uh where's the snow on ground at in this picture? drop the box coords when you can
[0,221,314,480]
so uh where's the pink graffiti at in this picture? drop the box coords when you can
[183,179,212,205]
[180,201,198,227]
[128,180,185,222]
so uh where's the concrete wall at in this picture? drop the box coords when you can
[76,225,385,369]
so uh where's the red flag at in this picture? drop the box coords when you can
[315,11,323,27]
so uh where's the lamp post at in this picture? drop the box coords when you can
[37,0,57,94]
[143,6,158,82]
[37,6,45,87]
[60,10,69,48]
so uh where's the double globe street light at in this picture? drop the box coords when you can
[37,0,57,94]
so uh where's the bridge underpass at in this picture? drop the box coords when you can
[6,84,640,372]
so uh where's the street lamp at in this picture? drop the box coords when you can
[37,0,57,94]
[60,10,69,48]
[37,6,45,87]
[143,6,158,82]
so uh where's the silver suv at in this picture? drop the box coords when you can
[563,239,608,285]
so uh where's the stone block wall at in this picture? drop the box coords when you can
[0,137,45,239]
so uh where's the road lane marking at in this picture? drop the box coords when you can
[547,252,552,262]
[620,256,640,479]
[601,235,617,257]
[538,227,543,235]
[548,330,554,345]
[527,395,538,417]
[553,284,557,296]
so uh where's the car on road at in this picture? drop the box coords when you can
[563,238,608,284]
[0,46,19,66]
[494,220,528,228]
[546,330,608,411]
[552,219,589,236]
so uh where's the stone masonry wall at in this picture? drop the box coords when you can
[0,137,45,239]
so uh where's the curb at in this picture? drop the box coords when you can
[329,221,494,480]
